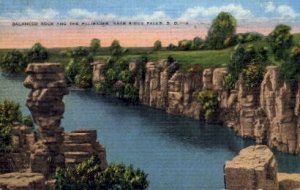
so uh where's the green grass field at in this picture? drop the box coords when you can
[1,33,300,69]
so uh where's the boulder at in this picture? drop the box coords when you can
[224,145,279,190]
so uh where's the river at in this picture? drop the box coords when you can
[1,73,300,190]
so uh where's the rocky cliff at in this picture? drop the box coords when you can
[92,61,300,154]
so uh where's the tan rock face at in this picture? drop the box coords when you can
[24,63,108,177]
[224,145,279,190]
[278,173,300,190]
[63,129,107,170]
[260,66,298,154]
[0,172,45,190]
[212,68,228,91]
[24,63,68,176]
[92,61,107,84]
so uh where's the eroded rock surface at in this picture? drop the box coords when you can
[224,145,279,190]
[0,172,45,190]
[24,63,68,175]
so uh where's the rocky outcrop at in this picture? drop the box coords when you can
[0,63,108,189]
[224,145,279,190]
[24,63,68,176]
[92,60,300,155]
[0,172,46,190]
[0,123,35,173]
[224,145,300,190]
[92,61,107,84]
[63,129,107,170]
[260,66,298,154]
[167,70,202,119]
[278,173,300,190]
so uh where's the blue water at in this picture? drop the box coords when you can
[1,73,300,190]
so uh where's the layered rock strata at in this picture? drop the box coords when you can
[224,145,279,190]
[63,129,107,170]
[24,63,68,175]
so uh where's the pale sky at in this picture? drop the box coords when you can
[0,0,300,48]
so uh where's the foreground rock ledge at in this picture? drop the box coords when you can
[224,145,300,190]
[224,145,279,190]
[0,172,45,190]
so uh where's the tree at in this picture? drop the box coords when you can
[153,40,162,51]
[0,50,27,73]
[178,40,192,50]
[167,43,177,50]
[26,43,48,62]
[191,37,204,50]
[90,38,101,53]
[110,40,123,57]
[55,156,149,190]
[268,24,293,60]
[206,12,237,49]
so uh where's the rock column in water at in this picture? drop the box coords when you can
[24,63,69,176]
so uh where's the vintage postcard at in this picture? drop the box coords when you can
[0,0,300,189]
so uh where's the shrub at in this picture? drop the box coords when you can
[67,47,89,58]
[224,74,236,90]
[178,40,192,50]
[243,64,264,90]
[279,43,300,83]
[22,115,34,128]
[124,84,139,101]
[225,45,268,90]
[167,43,177,50]
[55,156,149,190]
[0,50,27,73]
[26,43,48,63]
[268,24,293,60]
[0,100,32,152]
[197,90,219,121]
[65,56,93,88]
[191,37,204,50]
[136,55,148,80]
[0,100,22,126]
[236,32,264,44]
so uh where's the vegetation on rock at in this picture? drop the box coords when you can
[279,43,300,83]
[55,156,149,190]
[197,90,219,121]
[225,44,268,90]
[94,45,143,101]
[0,100,33,152]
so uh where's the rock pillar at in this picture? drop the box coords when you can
[24,63,69,176]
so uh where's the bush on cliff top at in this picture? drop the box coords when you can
[55,156,149,190]
[225,44,268,90]
[279,43,300,83]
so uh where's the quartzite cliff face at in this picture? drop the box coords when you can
[93,61,300,154]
